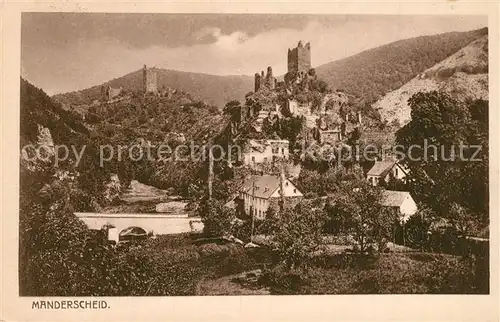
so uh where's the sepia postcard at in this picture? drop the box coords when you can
[1,1,499,321]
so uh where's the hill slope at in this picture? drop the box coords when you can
[88,91,228,143]
[52,28,486,112]
[20,78,90,147]
[373,35,488,125]
[53,69,253,109]
[315,28,487,104]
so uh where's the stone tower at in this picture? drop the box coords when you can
[266,66,275,90]
[142,65,158,94]
[254,73,261,92]
[254,66,276,92]
[287,41,311,73]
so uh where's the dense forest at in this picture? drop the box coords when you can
[315,28,487,104]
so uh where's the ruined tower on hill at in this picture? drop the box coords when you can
[142,65,158,94]
[287,41,311,74]
[254,66,276,92]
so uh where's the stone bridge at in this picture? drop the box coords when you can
[75,212,204,240]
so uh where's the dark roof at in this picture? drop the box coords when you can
[241,175,282,199]
[381,190,412,207]
[367,160,396,177]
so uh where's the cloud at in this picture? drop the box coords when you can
[195,26,220,41]
[21,15,486,95]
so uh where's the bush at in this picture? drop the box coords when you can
[260,264,311,295]
[259,253,487,295]
[197,199,236,237]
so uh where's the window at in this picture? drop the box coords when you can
[251,156,255,163]
[395,168,398,176]
[285,182,289,187]
[264,157,268,163]
[293,189,297,193]
[281,148,285,154]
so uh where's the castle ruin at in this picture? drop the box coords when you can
[287,41,311,74]
[143,65,158,94]
[101,85,122,101]
[254,66,276,92]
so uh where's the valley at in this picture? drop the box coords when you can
[19,21,489,297]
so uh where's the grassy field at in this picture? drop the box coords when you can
[125,234,272,295]
[126,234,488,296]
[198,252,487,295]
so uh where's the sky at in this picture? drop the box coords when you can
[21,13,487,95]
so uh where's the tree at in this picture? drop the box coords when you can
[272,201,327,269]
[395,92,488,227]
[326,181,397,253]
[449,203,480,237]
[404,206,435,250]
[223,100,242,123]
[257,207,281,235]
[198,199,236,237]
[19,158,156,296]
[295,168,342,196]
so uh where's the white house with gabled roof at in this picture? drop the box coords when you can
[381,190,417,223]
[367,160,408,186]
[239,175,303,220]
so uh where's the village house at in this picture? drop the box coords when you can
[381,190,417,223]
[367,160,408,186]
[242,139,289,165]
[239,175,303,220]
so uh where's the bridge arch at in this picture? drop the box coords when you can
[119,226,148,241]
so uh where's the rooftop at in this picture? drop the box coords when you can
[367,160,397,177]
[381,190,412,207]
[241,175,292,199]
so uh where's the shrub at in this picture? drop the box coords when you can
[260,264,311,295]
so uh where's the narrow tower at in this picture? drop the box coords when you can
[142,65,158,94]
[287,41,311,73]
